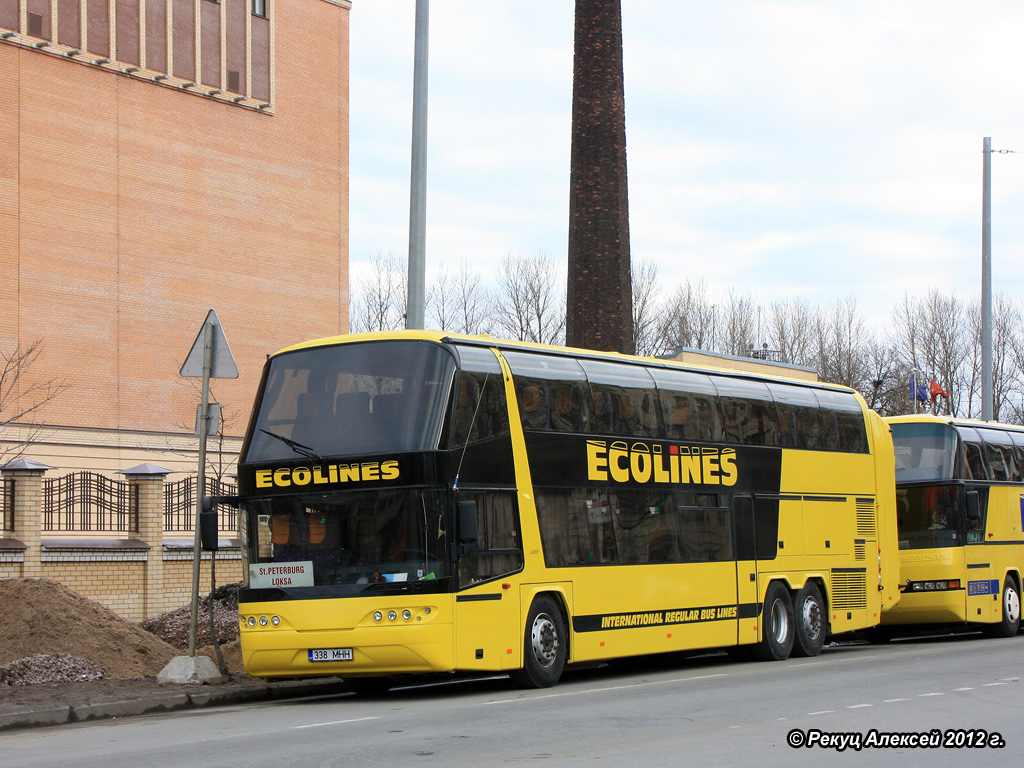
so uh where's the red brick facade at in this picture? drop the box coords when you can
[0,0,350,447]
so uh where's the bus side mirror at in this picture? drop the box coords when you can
[457,500,479,546]
[200,497,221,551]
[200,495,239,551]
[965,490,980,521]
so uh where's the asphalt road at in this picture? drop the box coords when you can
[3,632,1022,767]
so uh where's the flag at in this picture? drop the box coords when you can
[909,374,929,403]
[929,380,951,403]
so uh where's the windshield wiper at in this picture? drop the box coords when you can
[259,429,323,461]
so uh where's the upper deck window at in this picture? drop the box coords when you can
[891,422,959,482]
[244,341,456,462]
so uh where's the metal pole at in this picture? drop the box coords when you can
[982,137,993,421]
[406,0,429,329]
[188,321,213,656]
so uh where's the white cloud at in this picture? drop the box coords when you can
[349,0,1024,333]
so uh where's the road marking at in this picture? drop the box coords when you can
[846,704,872,709]
[293,717,380,729]
[983,682,1006,687]
[808,710,834,715]
[954,687,974,692]
[884,698,909,702]
[918,693,944,697]
[483,673,729,705]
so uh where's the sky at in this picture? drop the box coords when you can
[348,1,1024,331]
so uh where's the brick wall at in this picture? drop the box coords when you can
[0,0,351,447]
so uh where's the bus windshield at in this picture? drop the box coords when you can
[244,487,451,594]
[244,340,456,462]
[891,422,959,482]
[895,484,965,550]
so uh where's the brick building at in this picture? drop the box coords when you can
[1,0,352,475]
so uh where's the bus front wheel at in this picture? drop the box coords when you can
[792,581,826,657]
[752,582,795,661]
[985,577,1021,638]
[510,596,566,688]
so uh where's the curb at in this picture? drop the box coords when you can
[0,678,350,732]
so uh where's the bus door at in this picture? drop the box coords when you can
[733,494,761,645]
[453,492,525,672]
[964,486,1000,623]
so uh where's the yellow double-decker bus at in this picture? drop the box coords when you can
[218,331,900,692]
[879,414,1023,638]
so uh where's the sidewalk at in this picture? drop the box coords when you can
[0,675,351,731]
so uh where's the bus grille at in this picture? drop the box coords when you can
[831,571,867,610]
[854,541,866,561]
[855,498,876,538]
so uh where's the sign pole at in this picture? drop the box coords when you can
[188,320,214,657]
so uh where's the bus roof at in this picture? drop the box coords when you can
[271,330,864,397]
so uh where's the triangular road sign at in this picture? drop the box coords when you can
[180,309,239,379]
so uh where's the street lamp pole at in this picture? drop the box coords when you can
[981,137,993,421]
[407,0,429,330]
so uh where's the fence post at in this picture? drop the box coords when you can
[119,463,172,619]
[1,459,52,580]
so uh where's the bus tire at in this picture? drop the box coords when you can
[510,595,566,688]
[344,677,394,696]
[984,576,1021,638]
[751,582,794,661]
[792,581,826,657]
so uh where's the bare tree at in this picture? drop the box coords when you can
[764,298,815,367]
[349,249,408,332]
[493,251,565,345]
[656,278,719,353]
[0,341,70,463]
[812,297,869,389]
[631,259,663,357]
[720,288,758,358]
[427,261,492,335]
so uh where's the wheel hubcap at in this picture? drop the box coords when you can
[530,613,559,668]
[771,599,789,643]
[1004,586,1020,625]
[801,597,822,640]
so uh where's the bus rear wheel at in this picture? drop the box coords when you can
[752,582,794,661]
[984,576,1021,638]
[510,596,566,688]
[792,582,826,657]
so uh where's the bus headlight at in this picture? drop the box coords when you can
[373,611,383,622]
[402,610,412,621]
[388,610,397,622]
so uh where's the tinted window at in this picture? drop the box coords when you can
[504,351,589,434]
[957,427,989,480]
[245,341,455,461]
[895,484,964,550]
[534,487,731,567]
[979,428,1020,482]
[768,382,824,450]
[712,377,781,447]
[1012,431,1024,481]
[890,422,959,482]
[450,346,509,447]
[580,360,660,438]
[649,368,723,442]
[814,389,869,453]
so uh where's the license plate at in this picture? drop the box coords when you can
[308,647,354,662]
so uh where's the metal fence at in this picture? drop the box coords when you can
[164,476,238,533]
[1,477,13,532]
[43,472,139,533]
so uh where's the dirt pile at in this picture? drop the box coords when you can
[141,583,241,650]
[0,579,181,682]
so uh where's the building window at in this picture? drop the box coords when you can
[253,0,267,18]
